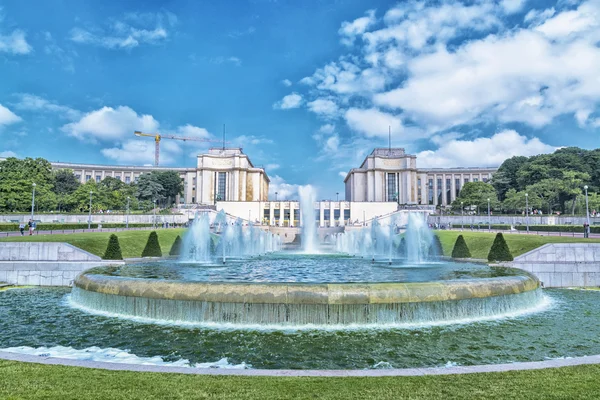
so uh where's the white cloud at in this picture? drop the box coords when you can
[416,130,557,168]
[62,106,159,141]
[281,79,292,87]
[307,98,339,117]
[101,139,181,165]
[69,12,174,49]
[300,59,387,95]
[501,0,526,14]
[0,104,21,126]
[269,175,300,200]
[228,26,256,38]
[339,9,376,46]
[235,135,274,146]
[14,94,80,120]
[208,56,242,66]
[273,93,303,110]
[176,124,211,138]
[0,150,18,157]
[338,171,347,179]
[534,1,599,39]
[266,163,280,171]
[344,108,402,138]
[524,8,556,24]
[0,29,32,54]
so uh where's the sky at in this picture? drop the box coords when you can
[0,0,599,200]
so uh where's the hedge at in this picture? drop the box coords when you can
[0,223,163,232]
[451,224,512,230]
[514,225,600,233]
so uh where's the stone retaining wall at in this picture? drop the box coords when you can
[510,243,600,287]
[0,242,122,286]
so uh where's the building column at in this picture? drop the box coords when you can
[339,202,345,226]
[279,202,284,227]
[269,202,275,226]
[451,175,457,202]
[442,176,447,206]
[319,202,325,227]
[290,204,294,227]
[329,202,335,227]
[433,177,438,206]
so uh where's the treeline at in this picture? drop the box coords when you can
[452,147,600,214]
[0,157,184,213]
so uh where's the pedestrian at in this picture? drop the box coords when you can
[28,219,33,236]
[19,222,25,236]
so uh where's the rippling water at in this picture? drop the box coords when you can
[2,288,600,369]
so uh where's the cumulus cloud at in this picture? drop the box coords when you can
[0,104,22,126]
[344,108,402,138]
[501,0,527,14]
[307,98,339,117]
[0,150,18,158]
[62,106,159,141]
[273,93,303,110]
[176,124,210,138]
[69,11,175,49]
[339,9,376,46]
[416,130,557,168]
[101,139,181,165]
[281,79,292,87]
[266,163,280,171]
[0,30,32,54]
[269,175,300,200]
[13,94,80,120]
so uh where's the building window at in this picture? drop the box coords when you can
[134,176,139,183]
[417,178,422,203]
[85,175,91,182]
[464,178,469,184]
[343,210,350,221]
[473,178,478,182]
[96,175,101,183]
[387,173,397,202]
[334,210,340,219]
[115,175,121,181]
[455,178,461,197]
[446,178,451,204]
[483,177,488,183]
[437,178,442,205]
[217,172,227,201]
[427,179,433,205]
[75,174,81,181]
[125,176,131,184]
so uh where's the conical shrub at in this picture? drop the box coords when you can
[142,231,162,257]
[428,235,443,257]
[169,235,182,256]
[487,232,513,262]
[397,237,406,257]
[451,235,471,259]
[102,234,123,260]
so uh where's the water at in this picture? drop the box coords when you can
[298,185,318,253]
[334,211,434,263]
[180,210,282,262]
[1,288,599,369]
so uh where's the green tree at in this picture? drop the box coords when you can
[103,234,123,260]
[0,157,57,212]
[487,233,513,262]
[142,231,162,257]
[155,171,184,206]
[452,182,500,213]
[526,179,562,214]
[561,171,590,214]
[137,173,165,204]
[53,169,80,212]
[451,235,471,258]
[428,235,443,257]
[491,156,529,200]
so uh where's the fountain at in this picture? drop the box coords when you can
[71,209,543,328]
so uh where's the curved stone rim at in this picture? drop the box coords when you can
[74,273,539,305]
[0,350,597,377]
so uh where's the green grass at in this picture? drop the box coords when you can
[436,230,600,260]
[1,360,600,399]
[0,229,185,259]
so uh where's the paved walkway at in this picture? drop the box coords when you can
[0,226,182,238]
[1,351,599,376]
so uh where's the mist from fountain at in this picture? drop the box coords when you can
[334,211,435,263]
[298,185,319,253]
[179,210,282,263]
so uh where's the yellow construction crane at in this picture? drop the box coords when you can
[134,131,228,166]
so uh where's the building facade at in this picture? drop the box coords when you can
[344,148,497,207]
[47,148,269,205]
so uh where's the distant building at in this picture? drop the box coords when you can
[344,148,497,207]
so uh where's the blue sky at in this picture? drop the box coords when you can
[1,0,599,200]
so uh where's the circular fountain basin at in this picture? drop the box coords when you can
[72,256,541,327]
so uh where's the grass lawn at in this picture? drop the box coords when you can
[0,229,185,259]
[1,360,600,399]
[436,230,600,260]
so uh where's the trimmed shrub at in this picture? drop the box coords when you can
[397,237,406,257]
[102,234,123,260]
[428,235,443,257]
[451,235,471,258]
[487,232,513,262]
[141,231,162,257]
[169,235,183,256]
[451,224,512,231]
[514,224,600,233]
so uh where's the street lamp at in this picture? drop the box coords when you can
[30,183,36,221]
[461,201,464,231]
[525,193,529,233]
[153,199,157,229]
[487,198,491,231]
[584,185,590,237]
[275,192,278,201]
[126,196,130,229]
[336,192,339,202]
[88,191,93,230]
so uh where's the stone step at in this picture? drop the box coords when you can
[0,282,11,288]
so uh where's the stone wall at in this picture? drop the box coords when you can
[431,215,597,227]
[0,213,189,224]
[0,242,123,286]
[510,243,600,287]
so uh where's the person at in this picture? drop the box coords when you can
[19,222,25,236]
[583,223,589,238]
[28,219,33,236]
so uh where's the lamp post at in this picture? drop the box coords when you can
[30,183,36,221]
[584,185,590,238]
[461,201,464,231]
[88,191,93,230]
[487,198,491,231]
[525,193,529,233]
[336,192,339,202]
[275,192,278,201]
[126,196,130,229]
[153,199,157,229]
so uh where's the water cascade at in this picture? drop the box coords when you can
[298,185,319,253]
